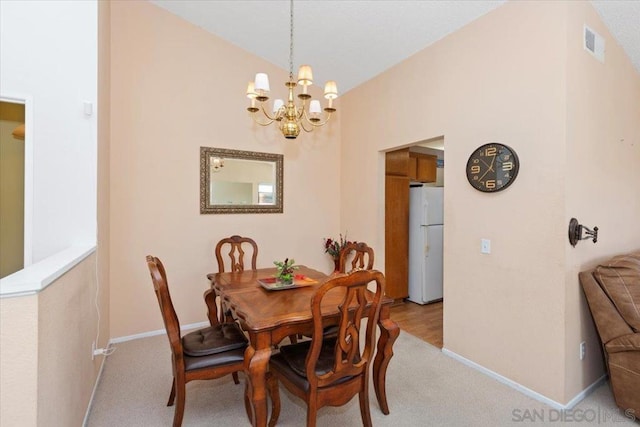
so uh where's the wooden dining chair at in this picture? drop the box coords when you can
[338,241,375,273]
[215,235,258,273]
[211,235,259,323]
[267,269,386,427]
[146,256,248,427]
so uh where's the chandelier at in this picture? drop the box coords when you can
[245,0,338,139]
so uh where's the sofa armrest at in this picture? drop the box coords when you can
[606,333,640,353]
[580,271,634,343]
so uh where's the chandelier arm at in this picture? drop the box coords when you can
[301,109,334,127]
[259,104,281,121]
[249,112,275,127]
[299,119,314,133]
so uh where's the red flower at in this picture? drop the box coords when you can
[323,233,353,260]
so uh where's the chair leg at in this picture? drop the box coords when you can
[267,373,280,427]
[306,402,318,427]
[172,377,186,427]
[288,334,298,344]
[167,379,176,406]
[232,371,240,384]
[358,383,373,427]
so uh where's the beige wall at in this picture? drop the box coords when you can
[109,1,341,338]
[37,254,100,426]
[341,0,639,405]
[0,117,25,278]
[0,294,38,426]
[0,254,100,427]
[563,1,640,400]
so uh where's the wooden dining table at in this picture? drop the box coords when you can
[208,266,400,427]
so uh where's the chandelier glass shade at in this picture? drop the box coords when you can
[245,0,338,139]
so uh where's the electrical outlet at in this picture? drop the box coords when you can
[580,341,586,360]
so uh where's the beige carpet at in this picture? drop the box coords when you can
[86,330,636,426]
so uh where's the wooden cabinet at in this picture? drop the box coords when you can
[385,148,437,183]
[410,152,437,183]
[385,175,410,300]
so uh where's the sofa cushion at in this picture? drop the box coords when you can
[595,251,640,333]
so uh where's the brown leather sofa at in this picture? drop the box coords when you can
[579,251,640,416]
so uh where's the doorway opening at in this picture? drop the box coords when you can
[384,136,444,348]
[0,96,32,278]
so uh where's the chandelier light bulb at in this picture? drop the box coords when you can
[254,73,270,92]
[246,82,257,99]
[309,100,321,114]
[323,81,338,100]
[297,65,313,86]
[273,99,284,114]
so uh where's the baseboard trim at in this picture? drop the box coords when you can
[110,321,210,344]
[82,348,108,427]
[442,348,607,410]
[564,374,608,409]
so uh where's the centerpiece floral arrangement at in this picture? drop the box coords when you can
[274,258,299,284]
[323,233,354,270]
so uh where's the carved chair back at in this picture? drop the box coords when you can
[215,235,258,273]
[307,269,385,388]
[146,255,184,362]
[338,241,375,273]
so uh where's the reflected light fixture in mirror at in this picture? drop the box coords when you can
[211,157,224,172]
[200,147,283,214]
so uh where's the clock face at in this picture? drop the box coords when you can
[466,143,519,193]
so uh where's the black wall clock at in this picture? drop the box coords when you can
[466,143,519,193]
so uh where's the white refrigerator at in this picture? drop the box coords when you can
[408,185,443,304]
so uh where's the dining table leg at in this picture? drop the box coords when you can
[244,343,272,427]
[373,306,400,415]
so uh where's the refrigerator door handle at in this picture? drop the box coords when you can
[423,225,430,256]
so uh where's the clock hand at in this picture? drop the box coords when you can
[479,157,496,172]
[478,155,497,181]
[488,154,496,172]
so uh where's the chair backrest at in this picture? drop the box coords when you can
[146,255,184,359]
[306,269,385,388]
[338,242,374,273]
[215,235,258,273]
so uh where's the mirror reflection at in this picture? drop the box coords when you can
[200,147,283,214]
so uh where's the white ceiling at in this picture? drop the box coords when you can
[151,0,640,95]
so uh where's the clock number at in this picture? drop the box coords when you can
[470,165,480,174]
[502,161,513,171]
[485,147,497,156]
[485,180,496,189]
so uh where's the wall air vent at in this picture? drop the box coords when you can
[584,25,605,63]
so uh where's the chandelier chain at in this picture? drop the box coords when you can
[289,0,294,80]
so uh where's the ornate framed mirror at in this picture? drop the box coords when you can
[200,147,283,214]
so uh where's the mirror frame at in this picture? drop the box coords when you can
[200,146,283,214]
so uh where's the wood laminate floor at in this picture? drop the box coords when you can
[389,300,443,348]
